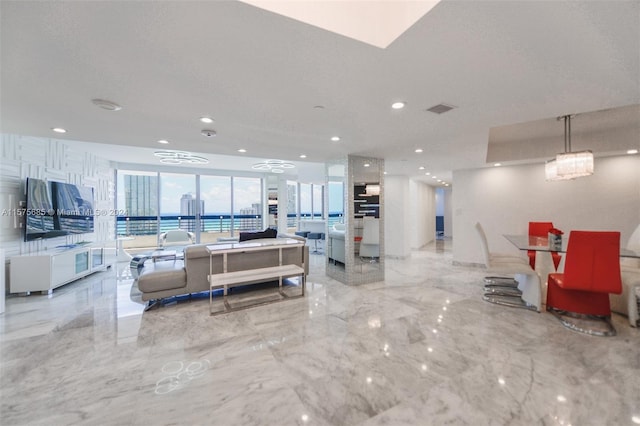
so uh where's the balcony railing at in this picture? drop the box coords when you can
[116,212,342,237]
[116,214,263,236]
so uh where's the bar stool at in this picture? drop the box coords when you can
[307,232,323,254]
[295,231,309,238]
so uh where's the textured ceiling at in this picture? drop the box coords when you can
[1,1,639,185]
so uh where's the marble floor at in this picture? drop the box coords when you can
[1,241,639,426]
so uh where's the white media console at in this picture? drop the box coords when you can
[10,243,116,295]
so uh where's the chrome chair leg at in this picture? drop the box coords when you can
[484,286,522,297]
[484,276,518,287]
[546,307,617,337]
[483,294,538,311]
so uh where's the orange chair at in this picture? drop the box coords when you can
[528,221,562,270]
[546,231,622,336]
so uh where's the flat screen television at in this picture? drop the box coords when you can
[24,178,95,241]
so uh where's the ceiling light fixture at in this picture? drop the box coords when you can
[299,154,307,159]
[425,172,430,175]
[363,163,370,167]
[237,148,247,153]
[157,139,169,144]
[251,159,295,173]
[51,127,66,133]
[494,163,501,167]
[627,149,638,155]
[545,115,594,181]
[391,101,405,110]
[91,99,122,111]
[153,150,209,164]
[331,136,341,142]
[200,117,214,124]
[415,148,423,153]
[419,166,425,170]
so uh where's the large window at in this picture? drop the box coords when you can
[313,184,324,219]
[327,181,344,227]
[116,171,329,248]
[287,180,298,231]
[299,183,312,219]
[116,171,264,250]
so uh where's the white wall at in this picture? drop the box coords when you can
[410,180,436,249]
[385,177,436,257]
[384,176,411,258]
[452,155,640,264]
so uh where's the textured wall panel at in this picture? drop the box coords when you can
[0,134,115,257]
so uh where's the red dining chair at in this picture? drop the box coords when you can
[528,221,562,270]
[546,231,622,336]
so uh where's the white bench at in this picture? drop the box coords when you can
[207,240,306,315]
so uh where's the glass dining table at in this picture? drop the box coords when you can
[503,234,640,258]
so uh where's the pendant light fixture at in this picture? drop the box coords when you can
[545,115,594,181]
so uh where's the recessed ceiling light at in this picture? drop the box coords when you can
[238,148,247,153]
[331,136,341,142]
[415,148,423,153]
[627,149,638,155]
[494,163,502,167]
[425,172,431,175]
[445,183,449,187]
[383,171,387,175]
[364,163,370,167]
[391,101,405,110]
[52,127,66,133]
[437,179,442,183]
[419,166,425,170]
[299,154,307,159]
[200,117,214,124]
[91,99,122,111]
[157,139,169,144]
[431,176,437,179]
[201,129,217,137]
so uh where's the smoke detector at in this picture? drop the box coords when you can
[91,99,122,111]
[201,129,217,137]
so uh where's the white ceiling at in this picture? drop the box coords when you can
[1,1,639,185]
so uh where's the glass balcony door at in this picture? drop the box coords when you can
[200,175,232,244]
[233,177,263,233]
[160,172,197,246]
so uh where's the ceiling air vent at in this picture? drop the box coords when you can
[426,103,456,114]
